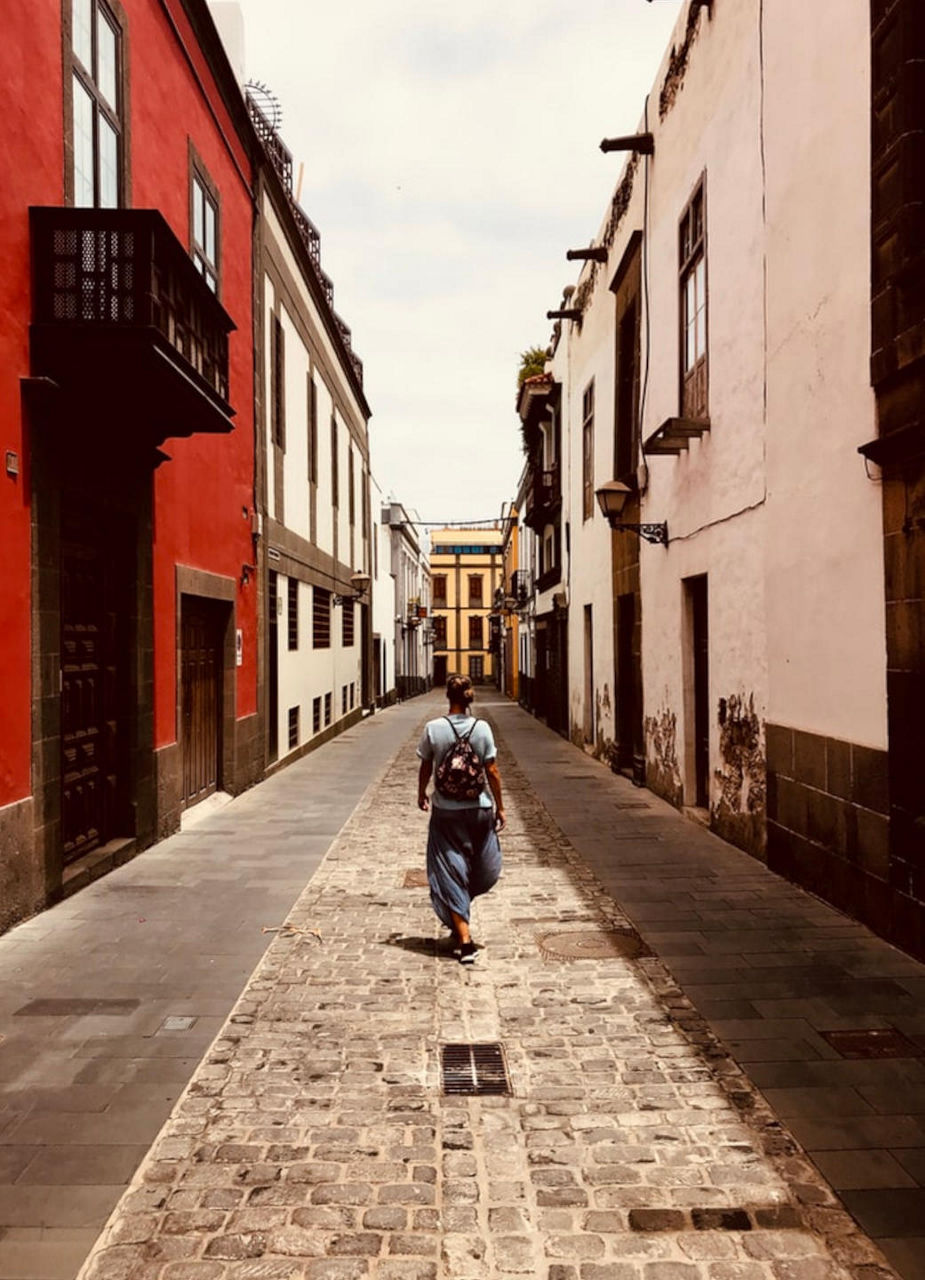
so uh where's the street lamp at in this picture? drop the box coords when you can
[595,480,668,546]
[332,572,371,606]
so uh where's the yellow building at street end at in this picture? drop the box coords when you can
[429,529,503,687]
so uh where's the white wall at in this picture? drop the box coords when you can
[763,0,886,748]
[274,577,363,758]
[639,0,769,817]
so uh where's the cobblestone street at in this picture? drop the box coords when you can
[22,694,913,1280]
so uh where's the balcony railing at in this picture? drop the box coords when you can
[31,206,233,413]
[246,92,364,390]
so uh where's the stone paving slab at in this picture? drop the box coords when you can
[75,700,896,1280]
[0,699,430,1280]
[489,700,925,1280]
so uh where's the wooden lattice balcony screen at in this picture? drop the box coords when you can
[30,206,232,406]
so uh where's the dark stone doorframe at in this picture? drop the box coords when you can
[26,379,156,907]
[174,567,237,811]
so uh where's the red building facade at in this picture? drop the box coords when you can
[0,0,260,931]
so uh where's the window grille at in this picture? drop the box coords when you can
[342,600,355,647]
[287,578,298,650]
[313,587,331,649]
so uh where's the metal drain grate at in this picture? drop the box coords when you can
[821,1028,923,1059]
[441,1043,511,1096]
[403,869,429,889]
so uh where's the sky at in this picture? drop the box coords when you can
[233,0,685,525]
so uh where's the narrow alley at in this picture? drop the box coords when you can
[1,696,923,1280]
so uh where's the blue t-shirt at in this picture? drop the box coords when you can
[417,714,497,810]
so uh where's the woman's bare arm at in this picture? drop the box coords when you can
[418,759,433,810]
[485,760,505,830]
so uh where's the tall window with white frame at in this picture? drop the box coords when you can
[191,170,219,292]
[582,380,595,521]
[71,0,122,207]
[680,178,708,422]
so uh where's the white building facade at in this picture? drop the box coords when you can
[528,0,894,931]
[253,104,373,768]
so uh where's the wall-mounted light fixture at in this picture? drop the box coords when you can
[241,562,256,585]
[546,308,583,322]
[333,571,371,607]
[600,133,654,155]
[566,247,608,263]
[595,480,668,546]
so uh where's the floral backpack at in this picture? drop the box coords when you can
[434,717,485,801]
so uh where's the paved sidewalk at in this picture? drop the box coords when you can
[73,695,907,1280]
[0,698,430,1280]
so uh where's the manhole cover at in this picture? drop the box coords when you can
[537,929,651,961]
[403,869,428,888]
[821,1028,923,1059]
[441,1043,510,1096]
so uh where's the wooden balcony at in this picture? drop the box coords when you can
[524,462,561,532]
[30,207,235,445]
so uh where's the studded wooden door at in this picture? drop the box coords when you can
[181,599,224,808]
[61,535,105,861]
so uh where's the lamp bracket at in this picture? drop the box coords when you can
[611,522,669,546]
[600,132,655,155]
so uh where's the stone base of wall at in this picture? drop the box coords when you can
[264,707,365,779]
[0,797,39,935]
[766,723,923,959]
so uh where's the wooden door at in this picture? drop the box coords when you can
[583,605,594,744]
[181,599,224,808]
[691,577,710,807]
[61,537,104,861]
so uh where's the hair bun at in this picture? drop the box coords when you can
[464,688,474,704]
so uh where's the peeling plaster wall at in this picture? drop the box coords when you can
[639,0,769,852]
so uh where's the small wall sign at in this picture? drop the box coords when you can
[236,629,243,667]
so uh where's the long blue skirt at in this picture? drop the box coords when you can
[426,806,502,928]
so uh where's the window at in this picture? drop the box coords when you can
[331,415,339,507]
[582,380,595,521]
[433,575,447,607]
[350,682,355,710]
[342,685,348,716]
[348,448,356,527]
[271,314,285,449]
[307,373,318,485]
[313,587,331,649]
[680,179,708,421]
[287,577,298,650]
[324,692,332,726]
[469,655,484,681]
[468,575,483,607]
[434,615,447,649]
[342,601,355,647]
[611,234,642,480]
[191,170,218,292]
[468,615,483,650]
[287,706,299,750]
[71,0,123,208]
[312,696,321,734]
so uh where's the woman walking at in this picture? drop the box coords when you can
[417,674,505,964]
